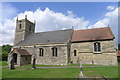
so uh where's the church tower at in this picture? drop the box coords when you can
[14,15,35,45]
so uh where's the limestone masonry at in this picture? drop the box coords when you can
[8,16,118,66]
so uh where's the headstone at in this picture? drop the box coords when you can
[32,57,36,69]
[79,61,83,77]
[9,57,15,70]
[79,60,86,78]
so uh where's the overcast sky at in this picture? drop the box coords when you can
[0,2,119,46]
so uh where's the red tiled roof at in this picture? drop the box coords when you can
[71,27,114,42]
[116,51,120,56]
[10,48,31,55]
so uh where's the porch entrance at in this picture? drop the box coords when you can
[12,53,17,65]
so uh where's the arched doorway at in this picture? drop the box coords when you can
[12,53,17,65]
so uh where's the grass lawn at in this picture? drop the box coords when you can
[83,67,118,78]
[0,61,8,67]
[2,66,79,78]
[2,62,118,78]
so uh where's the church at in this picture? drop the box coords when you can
[8,16,118,66]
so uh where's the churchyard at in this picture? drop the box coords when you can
[1,61,119,79]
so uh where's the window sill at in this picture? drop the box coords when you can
[93,52,102,53]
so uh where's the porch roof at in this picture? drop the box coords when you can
[10,48,31,56]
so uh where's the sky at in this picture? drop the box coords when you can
[0,2,119,47]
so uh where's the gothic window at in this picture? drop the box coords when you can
[52,48,54,56]
[19,24,22,29]
[29,26,31,31]
[52,47,58,57]
[94,42,101,52]
[39,48,44,57]
[74,50,77,56]
[19,21,22,29]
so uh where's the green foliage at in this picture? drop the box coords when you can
[2,44,12,53]
[118,44,120,50]
[1,44,12,61]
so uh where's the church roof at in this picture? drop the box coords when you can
[10,48,31,55]
[71,27,115,42]
[17,29,73,46]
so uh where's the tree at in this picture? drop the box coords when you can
[1,44,12,61]
[118,44,120,50]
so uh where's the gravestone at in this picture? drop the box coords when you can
[32,57,36,69]
[78,58,86,78]
[9,57,15,70]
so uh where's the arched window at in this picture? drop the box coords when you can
[74,50,77,56]
[19,24,22,29]
[52,47,58,57]
[94,42,101,52]
[39,48,44,57]
[19,21,22,29]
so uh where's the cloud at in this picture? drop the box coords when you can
[17,8,89,31]
[0,19,16,45]
[0,3,17,45]
[88,6,119,45]
[1,4,119,46]
[1,7,89,45]
[107,6,115,10]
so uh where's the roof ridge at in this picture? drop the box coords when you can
[74,27,108,32]
[35,29,72,34]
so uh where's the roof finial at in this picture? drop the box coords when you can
[16,17,18,23]
[17,17,18,20]
[34,20,36,24]
[72,26,74,30]
[16,17,18,21]
[25,15,27,19]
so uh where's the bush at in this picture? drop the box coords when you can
[2,52,8,61]
[1,44,12,61]
[118,44,120,50]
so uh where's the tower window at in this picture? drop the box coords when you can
[74,50,77,56]
[52,47,58,57]
[94,42,101,52]
[29,26,31,31]
[39,48,44,57]
[19,24,22,29]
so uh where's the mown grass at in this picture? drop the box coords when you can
[0,61,8,67]
[2,67,79,78]
[2,62,118,78]
[83,67,118,78]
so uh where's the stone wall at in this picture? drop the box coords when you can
[14,19,35,45]
[16,43,68,65]
[70,40,118,65]
[8,53,21,66]
[35,43,68,65]
[20,55,31,65]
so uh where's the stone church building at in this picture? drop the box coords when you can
[8,16,117,66]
